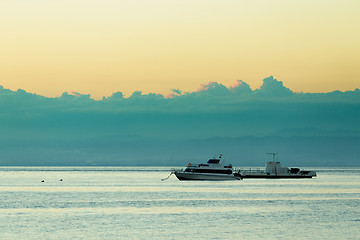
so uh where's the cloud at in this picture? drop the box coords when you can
[229,80,252,95]
[1,77,360,166]
[2,76,357,113]
[196,81,230,96]
[0,76,359,139]
[165,89,183,98]
[255,76,293,96]
[103,91,124,101]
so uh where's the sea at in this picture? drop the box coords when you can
[0,167,359,240]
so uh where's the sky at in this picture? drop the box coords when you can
[1,0,360,99]
[0,1,359,166]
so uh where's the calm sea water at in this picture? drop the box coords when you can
[0,167,359,240]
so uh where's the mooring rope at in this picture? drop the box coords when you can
[161,171,175,181]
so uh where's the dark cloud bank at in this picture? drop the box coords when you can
[1,76,360,166]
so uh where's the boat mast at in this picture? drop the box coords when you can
[219,154,224,165]
[268,152,277,162]
[267,152,278,176]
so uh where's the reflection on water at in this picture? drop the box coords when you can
[0,167,359,239]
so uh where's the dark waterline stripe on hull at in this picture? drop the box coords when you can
[176,177,241,181]
[175,174,242,181]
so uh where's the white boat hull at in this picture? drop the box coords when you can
[175,171,242,181]
[241,174,315,178]
[240,170,317,178]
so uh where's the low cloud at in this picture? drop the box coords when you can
[255,76,293,96]
[0,76,359,166]
[1,76,358,113]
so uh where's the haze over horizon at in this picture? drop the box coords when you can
[1,76,359,166]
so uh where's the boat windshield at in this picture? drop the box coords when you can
[185,168,232,174]
[207,159,220,164]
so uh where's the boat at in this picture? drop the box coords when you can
[172,154,243,181]
[239,153,317,178]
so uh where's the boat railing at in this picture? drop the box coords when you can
[235,168,264,173]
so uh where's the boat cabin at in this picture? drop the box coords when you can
[207,159,220,164]
[265,161,290,175]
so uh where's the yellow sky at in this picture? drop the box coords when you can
[0,0,359,98]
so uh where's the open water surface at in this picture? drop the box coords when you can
[0,167,359,239]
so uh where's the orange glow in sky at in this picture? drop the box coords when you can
[0,0,359,99]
